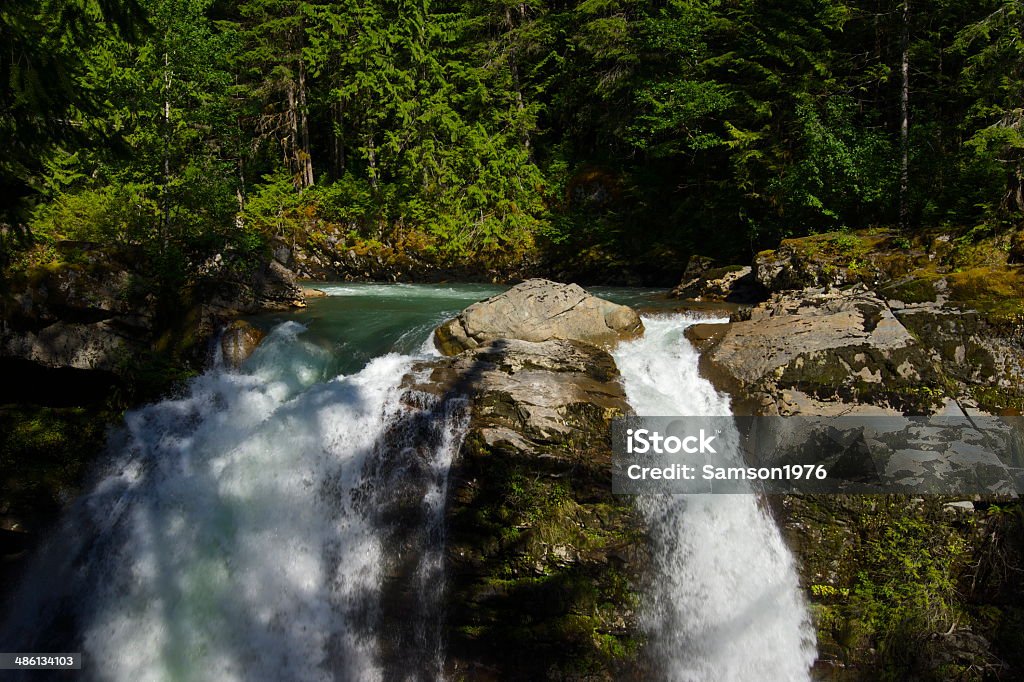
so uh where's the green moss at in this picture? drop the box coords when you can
[785,229,887,260]
[941,267,1024,325]
[702,265,746,279]
[880,276,940,303]
[787,495,1024,679]
[447,430,645,677]
[971,385,1024,415]
[0,405,114,527]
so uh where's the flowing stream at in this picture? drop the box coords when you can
[1,284,814,681]
[613,315,817,681]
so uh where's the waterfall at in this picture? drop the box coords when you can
[0,322,467,682]
[612,315,817,681]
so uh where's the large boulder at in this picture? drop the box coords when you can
[434,279,643,356]
[688,286,947,415]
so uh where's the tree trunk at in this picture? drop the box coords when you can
[367,127,379,191]
[287,81,299,187]
[899,0,910,230]
[333,99,346,177]
[235,158,246,229]
[161,51,172,253]
[298,58,314,188]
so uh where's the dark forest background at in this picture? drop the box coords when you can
[3,0,1024,282]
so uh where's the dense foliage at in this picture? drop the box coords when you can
[3,0,1024,275]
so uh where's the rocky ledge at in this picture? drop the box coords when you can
[392,282,648,679]
[1,243,305,378]
[689,286,947,416]
[688,286,1023,418]
[683,230,1024,679]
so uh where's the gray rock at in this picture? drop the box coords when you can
[690,288,947,415]
[253,259,306,310]
[671,263,765,302]
[0,320,133,372]
[0,253,151,372]
[418,337,631,442]
[892,303,1024,396]
[434,279,643,356]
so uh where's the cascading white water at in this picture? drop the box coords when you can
[612,315,817,681]
[0,321,466,682]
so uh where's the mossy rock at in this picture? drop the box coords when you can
[782,495,1024,678]
[879,275,941,304]
[774,343,947,413]
[446,439,646,680]
[756,230,903,291]
[946,267,1024,326]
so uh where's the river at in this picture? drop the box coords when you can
[0,283,814,681]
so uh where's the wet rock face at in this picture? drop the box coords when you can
[434,279,643,356]
[406,339,646,680]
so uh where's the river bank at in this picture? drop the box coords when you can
[678,228,1024,679]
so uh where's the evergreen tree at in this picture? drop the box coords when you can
[0,0,142,217]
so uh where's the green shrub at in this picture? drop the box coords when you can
[29,183,159,246]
